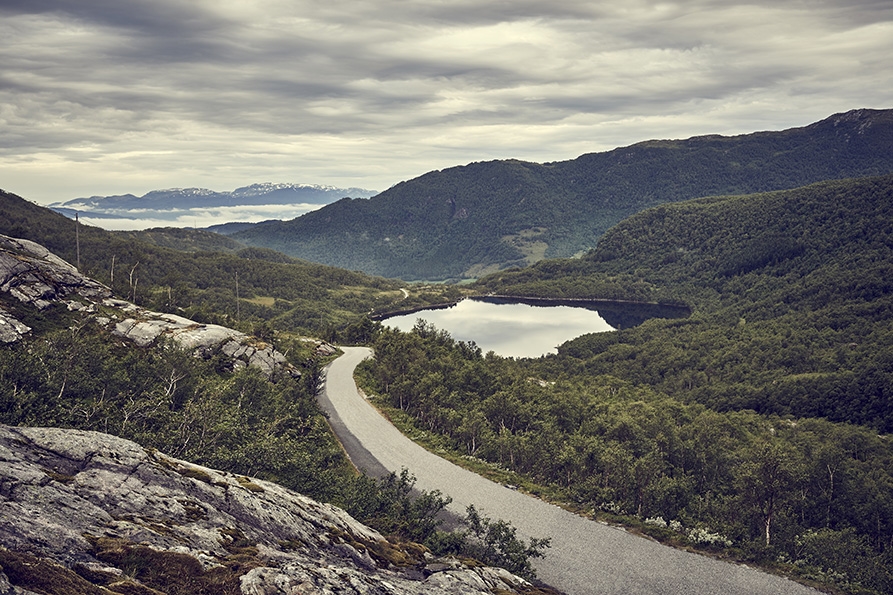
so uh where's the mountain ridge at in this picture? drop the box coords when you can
[55,182,378,209]
[230,107,893,280]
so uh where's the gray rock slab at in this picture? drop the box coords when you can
[0,425,537,595]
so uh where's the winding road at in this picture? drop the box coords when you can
[320,347,817,595]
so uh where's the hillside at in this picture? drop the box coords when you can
[355,174,893,593]
[475,173,893,431]
[0,189,431,336]
[0,233,555,591]
[231,108,893,280]
[0,425,539,595]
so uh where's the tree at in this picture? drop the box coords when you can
[736,440,801,548]
[463,505,551,580]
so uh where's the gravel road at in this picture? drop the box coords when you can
[320,346,818,595]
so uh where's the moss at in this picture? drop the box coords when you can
[177,499,208,521]
[73,562,122,586]
[278,538,310,551]
[178,466,215,484]
[107,580,167,595]
[217,527,257,554]
[88,535,259,595]
[494,585,565,595]
[43,467,76,483]
[147,450,222,488]
[328,527,429,568]
[0,547,111,595]
[234,475,265,493]
[112,514,178,537]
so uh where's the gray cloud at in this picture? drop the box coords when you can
[1,0,891,204]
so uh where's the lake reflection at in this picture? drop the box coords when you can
[383,299,614,358]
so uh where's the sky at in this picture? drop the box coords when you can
[2,0,892,208]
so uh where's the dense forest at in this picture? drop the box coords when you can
[474,174,893,433]
[361,323,892,592]
[356,175,893,593]
[231,108,893,280]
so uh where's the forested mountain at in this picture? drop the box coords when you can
[475,173,893,431]
[358,174,893,593]
[230,108,893,280]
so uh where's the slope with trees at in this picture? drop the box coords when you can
[231,108,893,280]
[0,221,547,581]
[357,174,893,593]
[476,174,893,432]
[0,189,455,337]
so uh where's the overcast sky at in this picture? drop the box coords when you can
[2,0,892,205]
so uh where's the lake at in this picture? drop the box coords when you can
[382,298,615,358]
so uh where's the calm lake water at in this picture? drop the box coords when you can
[382,298,615,358]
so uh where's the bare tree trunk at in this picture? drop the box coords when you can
[129,262,139,303]
[75,213,81,271]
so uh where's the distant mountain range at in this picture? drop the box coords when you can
[226,108,893,280]
[50,183,378,222]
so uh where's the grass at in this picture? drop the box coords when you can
[243,296,276,307]
[0,548,111,595]
[235,475,265,493]
[89,535,253,595]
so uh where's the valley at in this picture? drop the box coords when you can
[1,109,893,594]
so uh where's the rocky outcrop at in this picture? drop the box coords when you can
[101,299,294,377]
[0,236,109,309]
[0,235,109,343]
[0,425,536,595]
[0,234,297,377]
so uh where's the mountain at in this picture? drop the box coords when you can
[0,189,420,337]
[54,183,378,211]
[230,108,893,280]
[476,173,893,431]
[49,183,379,228]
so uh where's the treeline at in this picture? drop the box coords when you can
[361,322,893,593]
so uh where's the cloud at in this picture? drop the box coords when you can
[1,0,892,204]
[75,202,328,231]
